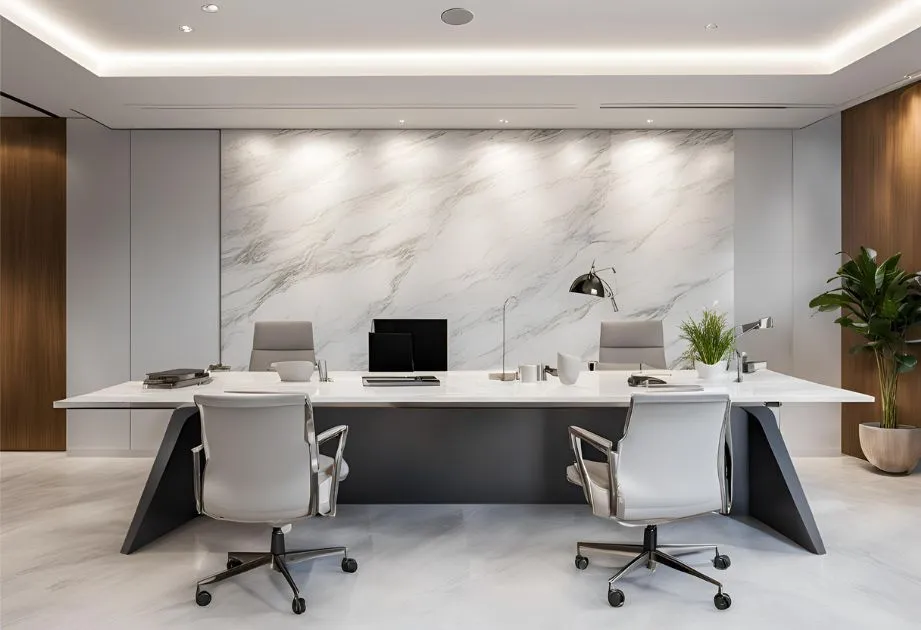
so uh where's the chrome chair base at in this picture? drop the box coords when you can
[575,525,732,610]
[195,526,357,614]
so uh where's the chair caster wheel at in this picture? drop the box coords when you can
[713,554,731,570]
[607,589,625,608]
[292,597,307,614]
[195,590,212,607]
[714,592,732,610]
[341,557,358,573]
[575,555,589,570]
[226,557,243,570]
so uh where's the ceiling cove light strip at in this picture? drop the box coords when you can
[0,0,920,77]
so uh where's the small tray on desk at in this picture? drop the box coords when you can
[362,375,441,387]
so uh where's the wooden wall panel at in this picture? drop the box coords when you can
[841,82,921,457]
[0,117,67,450]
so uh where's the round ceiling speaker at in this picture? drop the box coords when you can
[441,8,474,26]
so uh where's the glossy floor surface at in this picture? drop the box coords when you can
[2,454,920,629]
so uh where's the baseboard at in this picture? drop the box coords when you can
[66,449,155,458]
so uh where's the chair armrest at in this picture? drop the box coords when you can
[317,425,348,446]
[191,445,204,514]
[303,400,321,516]
[568,426,615,516]
[568,426,613,454]
[317,425,349,517]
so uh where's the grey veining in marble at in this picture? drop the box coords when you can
[2,454,920,629]
[221,130,734,370]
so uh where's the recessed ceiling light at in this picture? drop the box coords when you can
[441,8,474,26]
[179,25,194,33]
[201,4,220,13]
[706,23,719,31]
[646,119,654,124]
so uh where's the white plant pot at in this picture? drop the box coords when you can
[557,352,582,386]
[695,360,727,382]
[858,422,921,474]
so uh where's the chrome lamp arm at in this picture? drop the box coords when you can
[730,317,774,382]
[316,425,349,517]
[597,275,619,312]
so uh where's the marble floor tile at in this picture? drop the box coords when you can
[1,454,919,629]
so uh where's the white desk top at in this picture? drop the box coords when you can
[55,370,873,409]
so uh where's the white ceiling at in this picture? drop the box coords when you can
[8,0,905,51]
[3,0,921,75]
[0,2,919,129]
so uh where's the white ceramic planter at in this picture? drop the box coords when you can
[557,352,582,386]
[858,422,921,474]
[695,360,728,382]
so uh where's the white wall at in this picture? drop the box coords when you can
[221,129,735,371]
[66,125,220,452]
[788,116,843,455]
[734,130,794,374]
[66,119,131,453]
[734,116,842,456]
[67,122,842,456]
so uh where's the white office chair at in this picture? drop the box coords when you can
[249,321,316,371]
[191,393,356,615]
[567,393,733,610]
[598,321,667,369]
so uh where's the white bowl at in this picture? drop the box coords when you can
[271,361,315,382]
[557,352,582,386]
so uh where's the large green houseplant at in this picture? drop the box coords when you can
[809,247,921,473]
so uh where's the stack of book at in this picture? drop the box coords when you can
[143,368,212,389]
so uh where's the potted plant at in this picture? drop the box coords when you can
[679,307,735,381]
[810,247,921,474]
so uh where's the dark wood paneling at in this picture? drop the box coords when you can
[1,118,67,450]
[841,82,921,457]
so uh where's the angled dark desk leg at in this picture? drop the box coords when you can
[732,406,826,555]
[121,407,202,554]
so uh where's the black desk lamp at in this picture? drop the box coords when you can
[570,261,619,311]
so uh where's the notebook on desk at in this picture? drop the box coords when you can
[362,375,441,387]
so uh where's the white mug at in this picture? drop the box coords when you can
[519,364,540,382]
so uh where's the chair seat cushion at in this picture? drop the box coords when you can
[317,455,348,516]
[566,459,613,518]
[567,456,720,522]
[566,459,609,488]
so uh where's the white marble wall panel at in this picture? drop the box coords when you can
[221,130,734,370]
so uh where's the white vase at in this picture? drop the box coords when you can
[557,352,582,386]
[695,360,727,382]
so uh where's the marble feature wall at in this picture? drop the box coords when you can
[221,129,734,370]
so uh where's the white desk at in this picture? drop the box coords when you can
[55,369,871,408]
[56,369,871,557]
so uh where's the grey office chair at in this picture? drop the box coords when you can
[598,321,666,370]
[567,393,733,610]
[249,321,316,371]
[192,393,356,615]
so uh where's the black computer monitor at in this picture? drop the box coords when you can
[368,332,415,372]
[371,319,448,371]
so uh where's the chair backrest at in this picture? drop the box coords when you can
[195,393,318,523]
[614,393,730,521]
[249,321,316,371]
[599,321,666,369]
